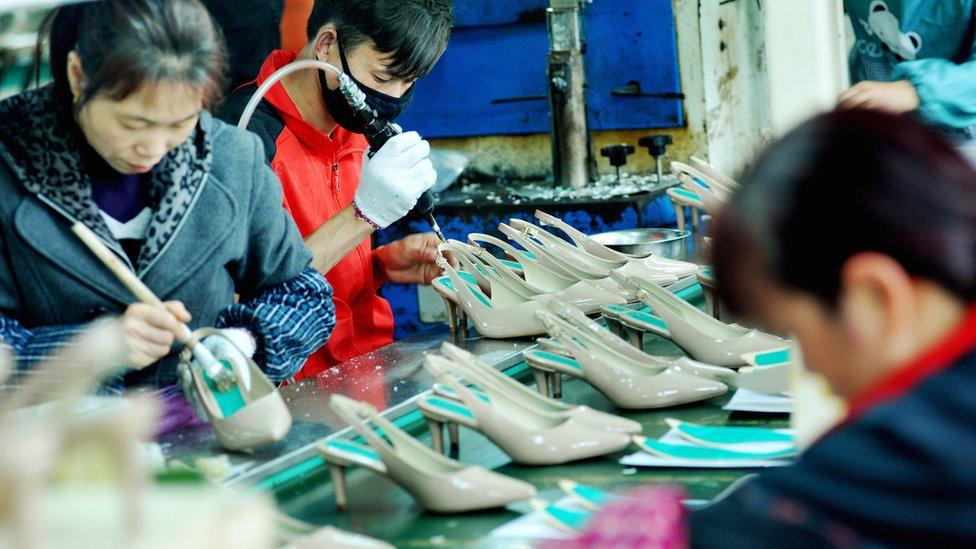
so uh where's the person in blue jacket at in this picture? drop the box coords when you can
[839,0,976,138]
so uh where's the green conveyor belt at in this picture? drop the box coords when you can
[268,284,786,546]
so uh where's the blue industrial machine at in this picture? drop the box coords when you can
[398,0,683,137]
[384,0,685,338]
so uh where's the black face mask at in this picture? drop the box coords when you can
[319,37,415,134]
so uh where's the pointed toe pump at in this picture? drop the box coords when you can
[432,252,552,339]
[179,328,292,452]
[622,275,786,366]
[534,210,650,261]
[506,219,695,283]
[445,240,626,315]
[442,240,537,305]
[688,156,738,194]
[468,232,577,293]
[319,395,536,514]
[499,222,612,280]
[419,355,631,465]
[547,298,739,385]
[497,223,640,301]
[469,232,634,311]
[672,161,729,214]
[736,347,794,395]
[434,342,641,436]
[532,210,700,277]
[529,309,728,409]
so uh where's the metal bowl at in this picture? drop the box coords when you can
[589,228,691,260]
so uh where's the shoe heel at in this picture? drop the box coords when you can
[448,422,460,454]
[623,326,644,351]
[551,372,563,399]
[673,202,686,231]
[442,297,460,343]
[426,416,446,454]
[328,462,349,512]
[532,368,551,397]
[459,312,470,340]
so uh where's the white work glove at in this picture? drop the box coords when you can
[354,131,437,229]
[199,328,256,391]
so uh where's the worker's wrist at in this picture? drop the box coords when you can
[352,201,382,231]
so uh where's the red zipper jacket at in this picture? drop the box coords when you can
[220,50,394,380]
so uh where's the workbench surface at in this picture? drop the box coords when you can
[160,280,787,547]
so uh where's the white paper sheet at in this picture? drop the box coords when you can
[489,497,581,541]
[619,428,794,469]
[723,387,793,413]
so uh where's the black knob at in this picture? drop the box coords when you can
[638,134,673,158]
[600,144,635,168]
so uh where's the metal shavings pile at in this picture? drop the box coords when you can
[452,173,678,204]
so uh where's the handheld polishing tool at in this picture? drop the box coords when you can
[336,72,446,242]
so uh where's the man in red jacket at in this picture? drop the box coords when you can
[220,0,453,379]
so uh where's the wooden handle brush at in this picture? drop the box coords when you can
[71,222,237,392]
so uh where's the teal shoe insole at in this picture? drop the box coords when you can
[637,438,796,461]
[423,396,476,421]
[435,271,493,308]
[621,310,670,335]
[525,350,583,372]
[433,383,490,403]
[500,259,523,272]
[203,360,246,417]
[567,483,617,509]
[751,348,791,368]
[540,503,593,533]
[674,421,794,446]
[672,188,703,204]
[325,439,381,465]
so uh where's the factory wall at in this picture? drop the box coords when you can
[430,0,771,182]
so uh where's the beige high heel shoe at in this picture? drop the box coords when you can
[688,156,738,194]
[179,328,292,452]
[534,210,650,260]
[736,347,793,395]
[441,240,536,304]
[619,275,786,366]
[673,162,727,214]
[468,232,586,294]
[548,298,738,383]
[432,342,641,436]
[506,219,690,284]
[432,253,553,339]
[666,187,704,234]
[419,355,631,465]
[448,240,627,314]
[512,216,699,279]
[318,395,536,513]
[529,310,728,409]
[498,223,638,300]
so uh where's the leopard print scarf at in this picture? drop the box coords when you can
[0,86,214,275]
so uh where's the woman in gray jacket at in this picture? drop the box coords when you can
[0,0,335,427]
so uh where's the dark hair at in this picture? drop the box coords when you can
[713,109,976,317]
[45,0,227,112]
[306,0,453,81]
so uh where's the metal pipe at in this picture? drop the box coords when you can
[547,0,594,189]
